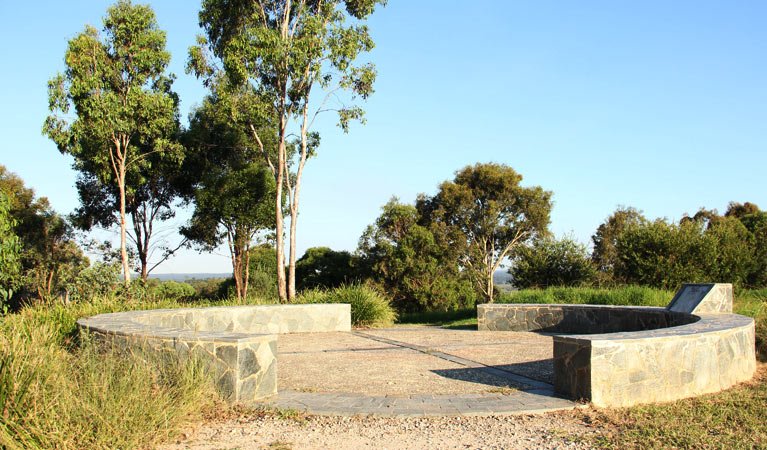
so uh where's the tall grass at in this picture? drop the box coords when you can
[496,285,673,307]
[0,298,216,449]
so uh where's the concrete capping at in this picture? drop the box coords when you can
[477,285,756,407]
[77,304,351,404]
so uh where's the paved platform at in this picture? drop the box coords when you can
[262,326,581,416]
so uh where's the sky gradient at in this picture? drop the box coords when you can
[1,1,765,274]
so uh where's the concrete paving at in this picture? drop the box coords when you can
[263,326,582,416]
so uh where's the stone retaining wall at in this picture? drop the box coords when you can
[77,304,351,405]
[478,284,756,407]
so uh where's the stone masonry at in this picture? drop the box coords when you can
[477,283,756,407]
[78,304,351,405]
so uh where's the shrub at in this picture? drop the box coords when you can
[296,247,356,291]
[152,280,196,301]
[298,284,396,328]
[511,235,596,289]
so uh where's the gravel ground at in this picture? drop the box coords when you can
[161,411,599,450]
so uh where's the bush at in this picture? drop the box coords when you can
[511,235,596,289]
[152,280,196,301]
[296,247,356,291]
[296,284,397,328]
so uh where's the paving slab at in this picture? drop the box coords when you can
[269,325,579,416]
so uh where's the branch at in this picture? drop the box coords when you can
[147,237,189,275]
[249,123,277,176]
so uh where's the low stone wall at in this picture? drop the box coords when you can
[478,304,697,334]
[477,284,756,407]
[77,304,351,405]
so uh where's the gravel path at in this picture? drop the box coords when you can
[162,411,598,450]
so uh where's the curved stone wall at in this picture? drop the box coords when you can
[77,304,351,405]
[478,284,756,407]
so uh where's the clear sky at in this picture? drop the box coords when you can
[1,1,766,274]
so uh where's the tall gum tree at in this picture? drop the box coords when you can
[43,0,182,285]
[191,0,384,300]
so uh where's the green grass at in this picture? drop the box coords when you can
[581,365,767,449]
[496,285,673,307]
[397,308,478,329]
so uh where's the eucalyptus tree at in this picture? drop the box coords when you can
[190,0,384,300]
[180,78,278,302]
[43,1,182,285]
[419,163,552,302]
[71,153,185,281]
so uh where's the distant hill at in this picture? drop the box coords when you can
[149,270,514,286]
[493,269,513,286]
[148,273,230,282]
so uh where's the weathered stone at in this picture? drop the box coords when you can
[76,303,350,405]
[477,283,756,408]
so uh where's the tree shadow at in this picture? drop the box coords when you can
[430,358,554,388]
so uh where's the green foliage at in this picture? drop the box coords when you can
[294,284,396,328]
[296,247,357,291]
[614,217,756,290]
[181,78,277,301]
[43,0,183,284]
[186,277,227,300]
[358,198,477,313]
[511,235,597,289]
[193,0,385,300]
[321,284,396,328]
[70,153,185,280]
[591,206,646,283]
[0,192,21,308]
[0,165,89,306]
[65,261,122,303]
[497,285,672,307]
[151,280,196,301]
[594,204,767,289]
[420,163,552,301]
[247,245,279,299]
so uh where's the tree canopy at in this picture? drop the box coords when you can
[43,0,182,285]
[180,78,277,301]
[420,163,552,301]
[191,0,384,300]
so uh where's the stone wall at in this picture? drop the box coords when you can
[478,304,696,334]
[477,284,756,407]
[78,304,351,405]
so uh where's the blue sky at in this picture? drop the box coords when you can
[1,1,765,274]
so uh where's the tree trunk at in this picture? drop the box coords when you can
[288,204,297,299]
[118,169,131,286]
[275,124,287,302]
[487,268,494,303]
